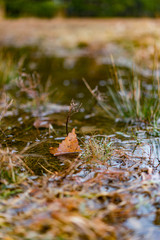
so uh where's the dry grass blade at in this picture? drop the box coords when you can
[0,147,31,182]
[82,78,114,118]
[0,93,13,122]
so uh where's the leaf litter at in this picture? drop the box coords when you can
[0,74,160,239]
[1,130,160,239]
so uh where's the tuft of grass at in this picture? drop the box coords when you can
[0,51,18,86]
[17,72,53,105]
[0,147,27,183]
[83,62,160,124]
[16,71,55,117]
[108,76,160,123]
[0,141,38,183]
[0,92,13,122]
[82,136,113,162]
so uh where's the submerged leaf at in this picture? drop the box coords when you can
[50,128,81,156]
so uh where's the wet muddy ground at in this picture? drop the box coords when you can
[0,23,160,239]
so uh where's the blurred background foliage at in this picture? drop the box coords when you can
[65,0,160,17]
[2,0,64,18]
[1,0,160,18]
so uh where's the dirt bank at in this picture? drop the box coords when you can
[0,18,160,66]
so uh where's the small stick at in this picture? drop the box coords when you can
[66,99,81,135]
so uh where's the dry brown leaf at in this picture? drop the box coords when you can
[50,128,81,156]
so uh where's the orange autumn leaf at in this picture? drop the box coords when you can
[50,128,81,156]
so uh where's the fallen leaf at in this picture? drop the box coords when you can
[33,117,51,128]
[50,128,81,156]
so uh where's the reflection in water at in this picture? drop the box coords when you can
[132,138,160,170]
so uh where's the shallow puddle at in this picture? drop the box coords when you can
[0,47,160,239]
